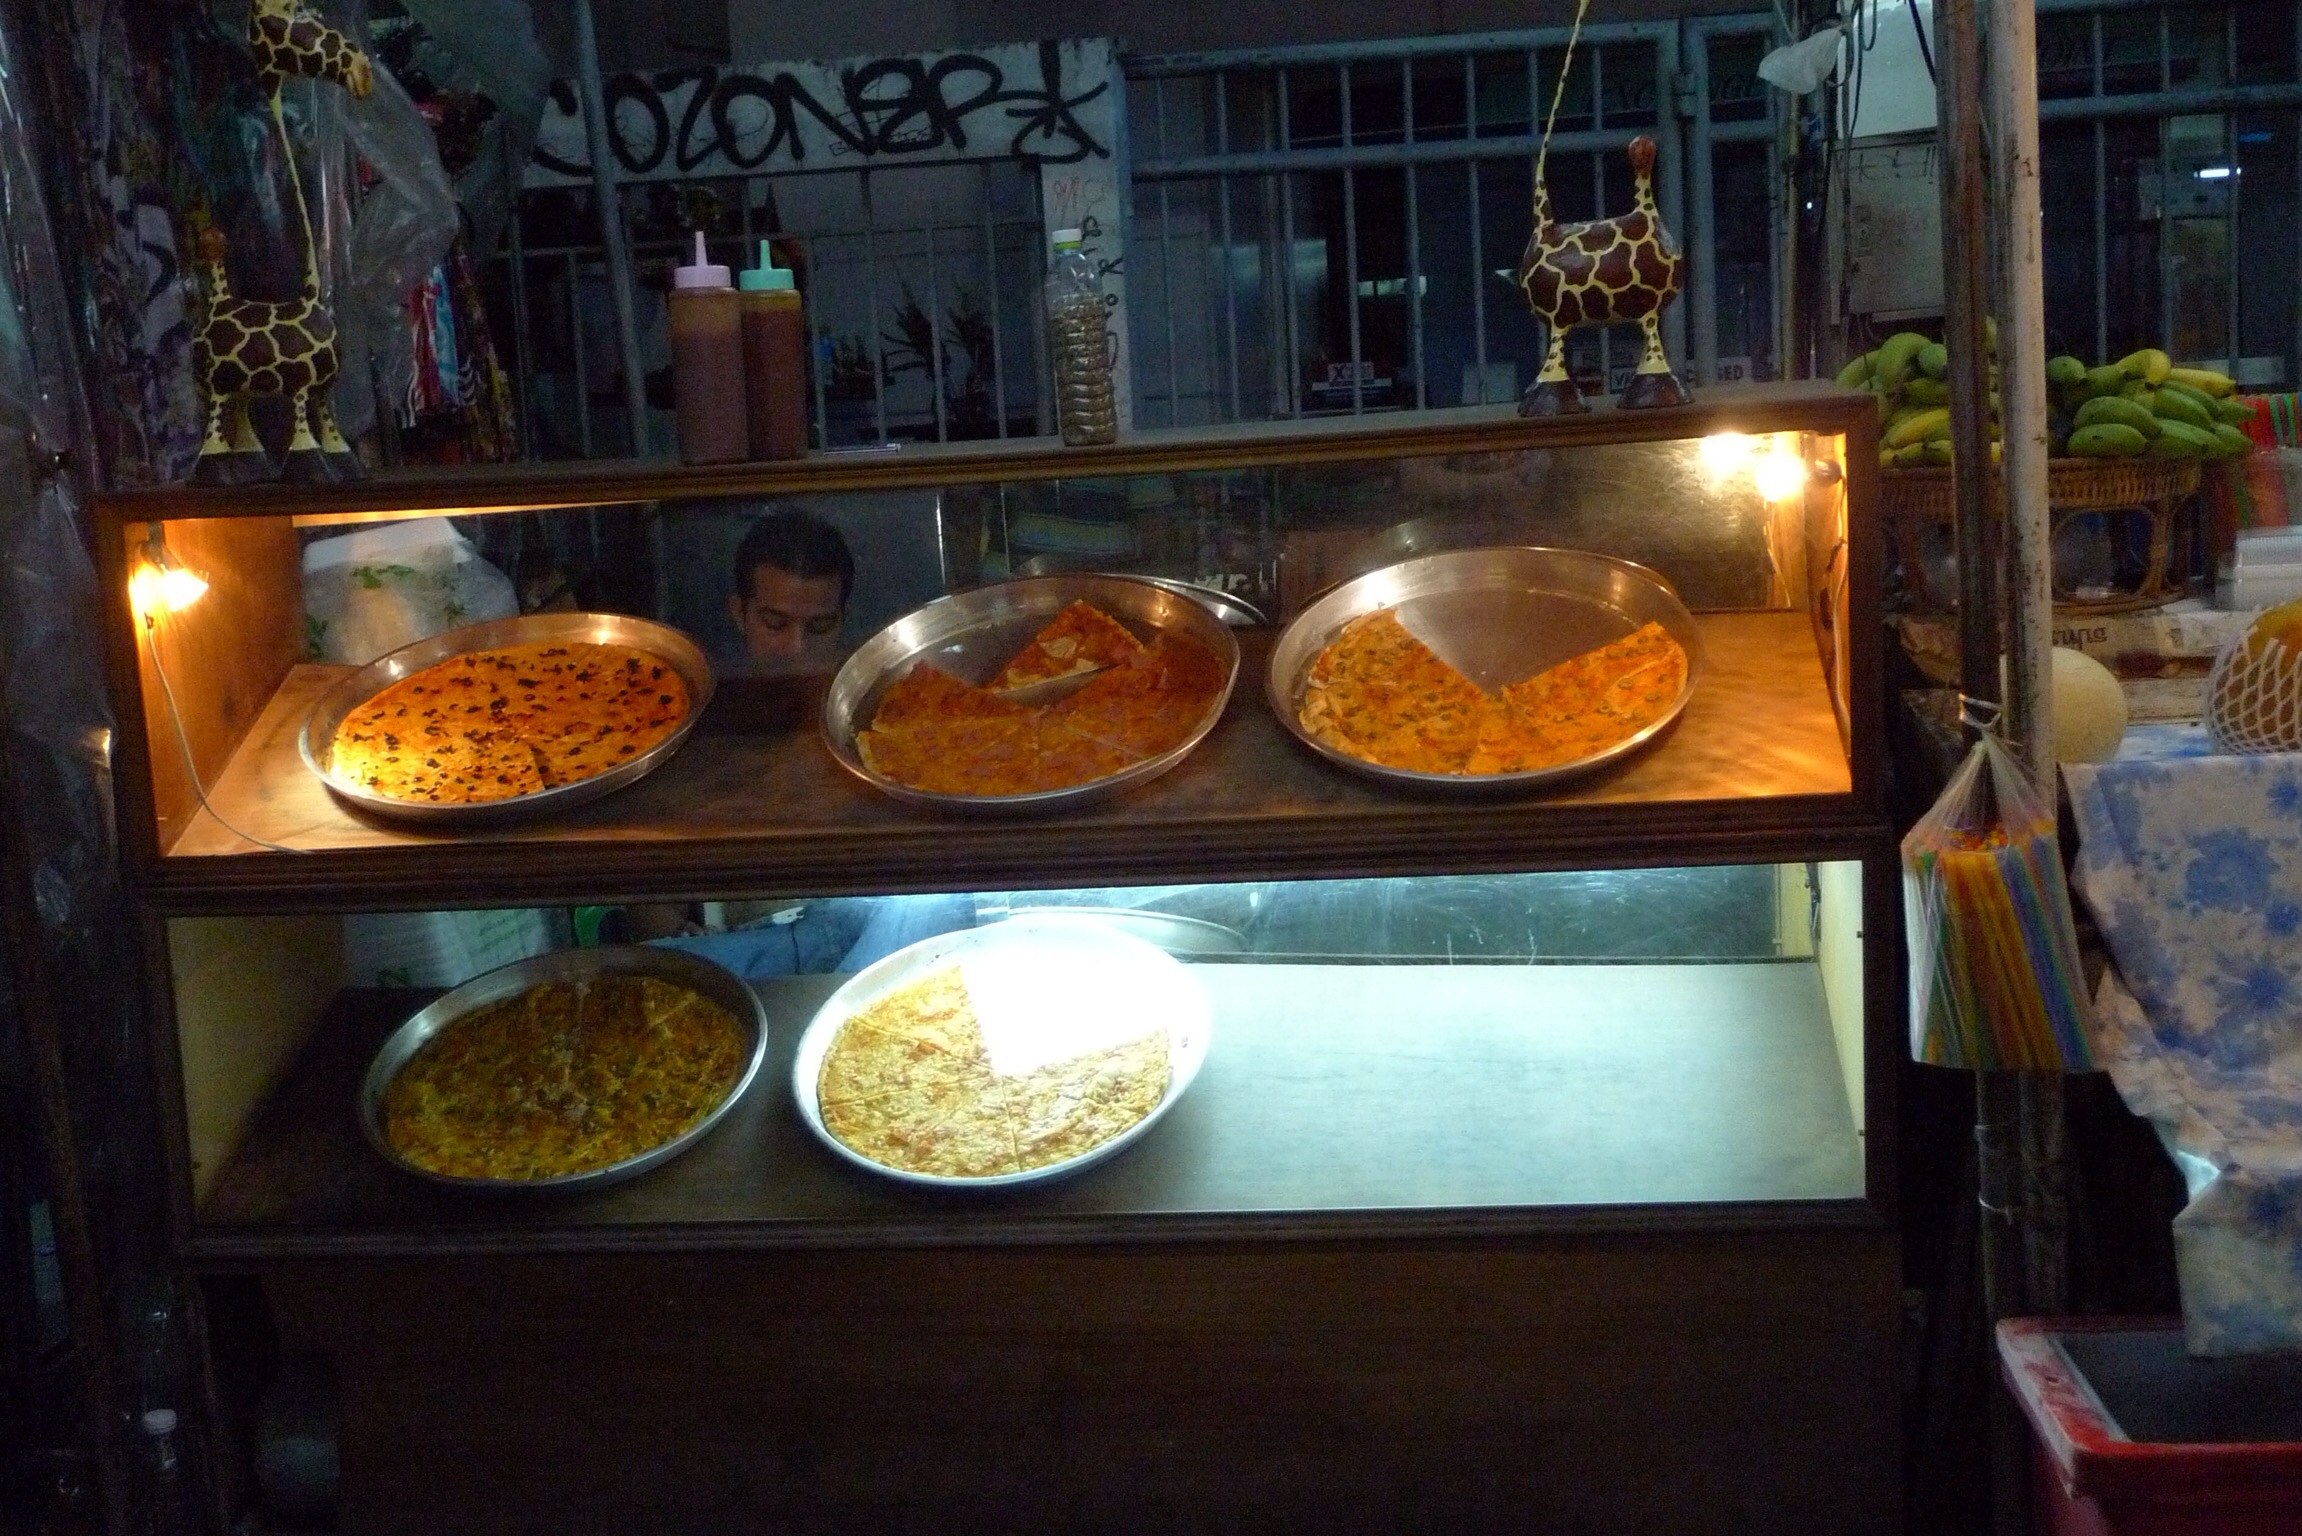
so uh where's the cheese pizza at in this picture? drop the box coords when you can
[814,965,1173,1177]
[331,641,690,805]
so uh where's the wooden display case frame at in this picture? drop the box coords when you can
[94,384,1904,1533]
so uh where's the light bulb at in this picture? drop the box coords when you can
[1699,432,1755,473]
[1753,451,1810,502]
[131,547,209,619]
[158,566,209,611]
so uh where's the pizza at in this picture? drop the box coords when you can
[993,600,1147,691]
[814,965,1172,1177]
[854,606,1225,798]
[1299,610,1489,773]
[331,641,690,805]
[1300,614,1688,777]
[380,974,746,1180]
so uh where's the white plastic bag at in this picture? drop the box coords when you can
[301,517,517,664]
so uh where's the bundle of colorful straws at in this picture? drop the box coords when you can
[1903,732,2094,1071]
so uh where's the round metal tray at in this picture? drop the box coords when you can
[822,575,1240,812]
[791,916,1212,1189]
[299,612,713,825]
[358,944,768,1193]
[1265,546,1702,793]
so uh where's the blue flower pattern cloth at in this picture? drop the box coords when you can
[2066,727,2302,1355]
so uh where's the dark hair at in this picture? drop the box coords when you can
[732,510,855,605]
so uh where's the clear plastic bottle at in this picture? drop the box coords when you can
[1044,228,1116,446]
[137,1408,193,1536]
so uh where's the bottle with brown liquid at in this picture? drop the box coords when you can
[739,240,809,460]
[667,232,749,464]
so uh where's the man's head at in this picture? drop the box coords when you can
[728,510,855,665]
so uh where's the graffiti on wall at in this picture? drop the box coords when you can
[525,39,1116,187]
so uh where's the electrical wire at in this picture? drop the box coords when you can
[146,616,309,856]
[1910,0,1939,85]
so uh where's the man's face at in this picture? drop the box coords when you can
[729,563,846,665]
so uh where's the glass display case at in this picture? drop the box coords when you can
[94,383,1897,1532]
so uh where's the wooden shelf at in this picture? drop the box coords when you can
[147,613,1862,913]
[96,385,1871,525]
[191,963,1868,1260]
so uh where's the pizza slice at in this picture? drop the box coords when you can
[992,600,1145,692]
[1051,633,1225,759]
[1032,715,1141,791]
[1299,608,1488,771]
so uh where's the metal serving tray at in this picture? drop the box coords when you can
[357,944,768,1194]
[299,612,713,826]
[790,916,1213,1189]
[822,575,1240,812]
[1266,546,1702,793]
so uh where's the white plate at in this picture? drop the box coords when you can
[790,917,1213,1188]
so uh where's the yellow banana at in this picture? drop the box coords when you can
[2165,366,2236,398]
[1885,406,1951,449]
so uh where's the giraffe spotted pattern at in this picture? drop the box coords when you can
[1513,134,1688,412]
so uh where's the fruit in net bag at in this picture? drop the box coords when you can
[2206,598,2302,753]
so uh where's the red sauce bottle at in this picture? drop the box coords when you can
[739,241,809,460]
[668,232,749,464]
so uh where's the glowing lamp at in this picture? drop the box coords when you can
[1699,432,1755,473]
[1753,450,1810,502]
[131,536,208,620]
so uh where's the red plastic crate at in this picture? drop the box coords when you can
[1998,1317,2302,1536]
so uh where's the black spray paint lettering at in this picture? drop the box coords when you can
[533,42,1110,178]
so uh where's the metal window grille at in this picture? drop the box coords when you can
[1119,18,1786,428]
[2031,0,2302,386]
[491,161,1049,460]
[481,19,1788,460]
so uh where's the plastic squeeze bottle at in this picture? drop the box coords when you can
[1044,228,1117,445]
[739,240,809,460]
[668,231,749,464]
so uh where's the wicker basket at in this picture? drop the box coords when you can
[1883,456,2207,615]
[1880,456,2202,520]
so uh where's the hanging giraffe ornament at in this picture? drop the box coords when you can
[191,0,373,482]
[1513,0,1691,416]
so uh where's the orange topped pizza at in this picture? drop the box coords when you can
[1301,614,1687,777]
[992,599,1146,691]
[331,640,690,805]
[854,604,1226,798]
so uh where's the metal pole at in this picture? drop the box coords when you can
[571,0,651,458]
[1946,8,2034,1531]
[1991,0,2070,1342]
[1688,26,1719,386]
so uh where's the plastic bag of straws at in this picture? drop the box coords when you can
[1902,731,2094,1071]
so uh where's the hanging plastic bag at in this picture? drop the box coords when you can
[301,516,516,664]
[1902,730,2095,1071]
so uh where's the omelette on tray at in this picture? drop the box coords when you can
[1300,610,1688,776]
[854,601,1225,798]
[815,965,1171,1178]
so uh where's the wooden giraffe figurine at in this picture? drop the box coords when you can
[1513,135,1690,417]
[192,0,373,482]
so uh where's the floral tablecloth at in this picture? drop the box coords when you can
[2066,727,2302,1355]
